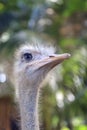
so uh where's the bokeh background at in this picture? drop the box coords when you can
[0,0,87,130]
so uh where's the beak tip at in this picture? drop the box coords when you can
[66,53,71,59]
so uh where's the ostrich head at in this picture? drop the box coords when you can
[14,44,71,130]
[15,44,70,89]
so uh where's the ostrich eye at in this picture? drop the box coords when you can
[23,53,33,61]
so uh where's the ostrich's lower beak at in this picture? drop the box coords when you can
[37,53,71,70]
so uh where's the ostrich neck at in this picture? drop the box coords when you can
[19,85,39,130]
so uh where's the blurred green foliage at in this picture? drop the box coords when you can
[0,0,87,130]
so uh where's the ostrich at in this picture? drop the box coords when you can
[14,44,70,130]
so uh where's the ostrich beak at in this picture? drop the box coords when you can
[48,53,71,67]
[37,53,71,70]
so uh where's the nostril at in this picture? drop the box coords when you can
[49,54,56,57]
[49,55,55,58]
